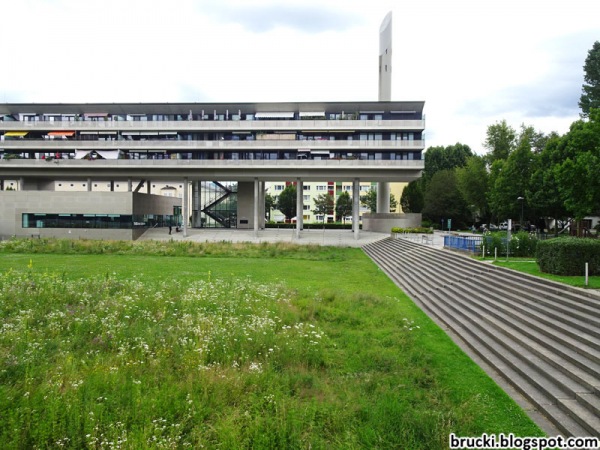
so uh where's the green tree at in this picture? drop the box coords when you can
[359,189,398,213]
[335,191,353,223]
[579,41,600,118]
[360,189,377,212]
[265,193,276,221]
[422,170,469,229]
[487,131,534,222]
[527,133,569,235]
[276,184,296,221]
[555,110,600,222]
[423,143,473,182]
[455,155,489,222]
[312,193,334,223]
[400,179,424,213]
[484,120,517,163]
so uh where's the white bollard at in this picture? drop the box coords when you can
[585,262,589,286]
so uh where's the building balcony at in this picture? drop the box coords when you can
[0,138,426,152]
[0,119,425,133]
[0,158,424,182]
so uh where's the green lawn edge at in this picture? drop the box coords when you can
[0,249,544,447]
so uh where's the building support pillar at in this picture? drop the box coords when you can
[182,177,189,237]
[110,181,115,192]
[87,178,92,192]
[353,178,360,240]
[296,179,303,239]
[253,178,259,237]
[147,180,151,195]
[127,178,132,192]
[192,181,201,228]
[259,181,265,229]
[377,182,390,213]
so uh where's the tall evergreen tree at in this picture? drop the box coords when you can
[579,41,600,118]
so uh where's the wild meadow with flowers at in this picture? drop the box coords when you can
[0,239,542,449]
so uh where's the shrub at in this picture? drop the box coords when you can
[536,237,600,275]
[391,227,433,234]
[481,232,538,257]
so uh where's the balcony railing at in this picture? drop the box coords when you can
[0,119,425,132]
[0,139,426,151]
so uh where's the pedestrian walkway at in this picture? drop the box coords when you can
[140,226,389,247]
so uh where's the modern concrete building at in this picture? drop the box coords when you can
[0,101,424,239]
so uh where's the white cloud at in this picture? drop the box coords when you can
[0,0,598,152]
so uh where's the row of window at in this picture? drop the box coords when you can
[22,213,178,229]
[1,132,419,142]
[3,111,419,122]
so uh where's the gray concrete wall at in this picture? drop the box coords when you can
[0,191,180,240]
[237,182,254,229]
[132,192,181,215]
[362,212,421,233]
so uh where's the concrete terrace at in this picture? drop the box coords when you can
[139,227,394,247]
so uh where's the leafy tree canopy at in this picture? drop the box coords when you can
[484,120,517,163]
[455,155,489,221]
[579,41,600,118]
[422,143,473,182]
[422,170,469,228]
[335,191,353,223]
[400,179,424,213]
[360,189,398,213]
[276,184,297,220]
[312,193,334,222]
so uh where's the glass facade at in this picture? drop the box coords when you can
[199,182,238,228]
[21,213,177,229]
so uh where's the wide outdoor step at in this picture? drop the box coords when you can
[409,282,591,437]
[363,237,600,437]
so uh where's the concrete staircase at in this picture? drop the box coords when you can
[363,237,600,437]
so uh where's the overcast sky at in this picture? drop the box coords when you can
[0,0,598,152]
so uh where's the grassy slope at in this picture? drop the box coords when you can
[0,250,543,448]
[491,259,600,289]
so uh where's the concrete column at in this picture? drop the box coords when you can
[259,181,266,229]
[0,180,4,190]
[127,178,132,192]
[296,179,303,238]
[353,178,360,240]
[253,178,259,236]
[110,181,115,192]
[377,182,390,213]
[87,178,92,192]
[147,180,151,195]
[192,180,200,228]
[182,177,189,237]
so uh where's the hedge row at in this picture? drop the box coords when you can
[391,227,433,234]
[265,223,356,230]
[536,237,600,276]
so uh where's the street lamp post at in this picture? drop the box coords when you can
[517,196,524,230]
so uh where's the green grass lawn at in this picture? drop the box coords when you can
[486,258,600,289]
[0,240,543,448]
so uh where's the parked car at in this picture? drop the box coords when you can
[499,222,508,230]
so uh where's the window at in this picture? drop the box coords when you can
[274,185,284,191]
[316,185,327,191]
[303,185,310,191]
[303,195,310,201]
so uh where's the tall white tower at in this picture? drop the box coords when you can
[377,11,392,213]
[378,11,392,101]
